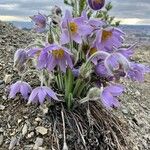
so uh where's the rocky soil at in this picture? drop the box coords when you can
[0,21,150,150]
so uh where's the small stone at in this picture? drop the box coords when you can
[122,108,128,115]
[135,90,141,96]
[27,132,34,139]
[17,119,22,124]
[33,137,43,149]
[0,105,5,110]
[0,134,3,146]
[35,117,42,122]
[9,136,18,150]
[4,74,12,84]
[0,128,4,133]
[2,95,7,100]
[22,124,28,136]
[35,126,48,135]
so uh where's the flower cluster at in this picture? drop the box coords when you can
[9,0,149,110]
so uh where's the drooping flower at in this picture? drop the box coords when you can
[13,49,28,72]
[127,63,150,82]
[30,13,47,32]
[96,27,125,52]
[60,10,92,44]
[87,0,105,10]
[100,84,124,109]
[9,81,32,100]
[104,52,130,76]
[38,44,73,72]
[28,86,59,104]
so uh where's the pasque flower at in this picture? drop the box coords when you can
[60,10,92,44]
[28,86,59,104]
[100,84,124,109]
[88,0,105,10]
[96,27,125,52]
[127,63,150,82]
[38,44,73,72]
[9,81,32,100]
[104,53,130,75]
[30,13,47,32]
[14,49,28,72]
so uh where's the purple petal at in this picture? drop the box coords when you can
[9,82,20,98]
[43,86,59,100]
[59,59,66,73]
[106,85,124,96]
[72,34,82,44]
[38,88,47,104]
[60,30,70,45]
[28,88,39,103]
[101,91,120,109]
[47,54,57,72]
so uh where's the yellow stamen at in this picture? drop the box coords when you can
[52,49,64,59]
[101,30,112,42]
[89,47,97,56]
[93,0,103,4]
[69,22,78,34]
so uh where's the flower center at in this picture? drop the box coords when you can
[101,30,113,42]
[69,22,78,34]
[89,47,97,56]
[93,0,103,4]
[52,49,64,59]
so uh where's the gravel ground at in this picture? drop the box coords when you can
[0,21,150,150]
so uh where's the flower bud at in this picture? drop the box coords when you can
[87,0,105,11]
[87,87,101,99]
[13,49,28,73]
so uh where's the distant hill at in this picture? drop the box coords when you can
[6,21,33,29]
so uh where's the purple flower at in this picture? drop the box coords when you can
[30,13,47,32]
[100,84,124,109]
[38,44,73,72]
[60,10,92,44]
[127,63,150,82]
[104,53,130,75]
[28,86,59,104]
[9,81,32,100]
[14,49,28,72]
[88,0,105,10]
[96,27,125,51]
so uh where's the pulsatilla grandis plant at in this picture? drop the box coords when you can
[9,0,150,110]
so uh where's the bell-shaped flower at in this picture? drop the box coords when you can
[28,86,59,104]
[30,13,47,32]
[60,10,92,44]
[9,81,32,100]
[104,53,130,76]
[38,44,73,73]
[13,49,28,73]
[100,84,124,109]
[96,27,125,52]
[88,0,105,10]
[127,63,150,82]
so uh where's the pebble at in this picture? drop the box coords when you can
[35,126,48,135]
[33,137,43,149]
[9,136,18,150]
[0,105,5,110]
[122,108,129,115]
[0,134,3,146]
[4,74,12,84]
[27,132,34,139]
[22,124,28,136]
[135,90,141,96]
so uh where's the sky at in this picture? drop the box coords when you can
[0,0,150,25]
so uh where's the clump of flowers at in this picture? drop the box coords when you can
[9,0,149,110]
